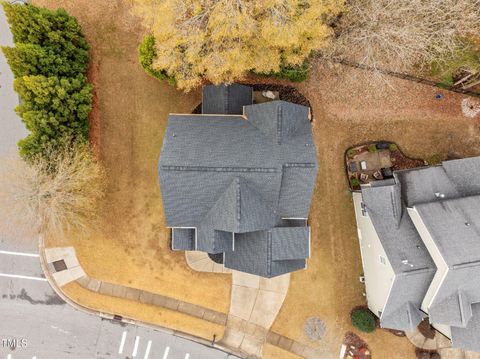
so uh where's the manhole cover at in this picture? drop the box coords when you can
[304,316,326,340]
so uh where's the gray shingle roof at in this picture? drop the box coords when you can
[159,84,317,277]
[202,84,253,115]
[361,180,436,331]
[360,155,480,349]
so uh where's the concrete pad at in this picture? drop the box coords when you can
[244,322,257,335]
[178,302,205,318]
[436,332,452,350]
[226,315,247,331]
[163,297,180,311]
[290,341,307,356]
[112,284,127,298]
[259,273,290,294]
[266,331,281,346]
[240,333,264,357]
[86,278,101,292]
[438,348,466,359]
[152,294,167,307]
[203,310,228,325]
[98,282,114,296]
[423,337,437,350]
[220,328,245,348]
[76,276,90,287]
[52,266,86,287]
[124,287,141,301]
[233,271,260,289]
[277,336,293,351]
[465,351,480,359]
[139,291,154,305]
[249,289,285,328]
[186,251,207,264]
[230,285,258,321]
[407,329,427,348]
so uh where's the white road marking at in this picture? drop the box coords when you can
[143,340,152,359]
[162,346,170,359]
[0,250,38,257]
[0,273,47,281]
[185,354,190,359]
[132,335,140,357]
[118,331,127,354]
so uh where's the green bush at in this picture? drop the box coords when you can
[350,178,360,187]
[426,154,442,166]
[254,59,310,82]
[368,144,377,153]
[2,43,88,78]
[351,308,376,333]
[347,148,357,158]
[138,35,176,85]
[389,143,398,151]
[2,3,93,160]
[3,3,89,71]
[14,75,92,158]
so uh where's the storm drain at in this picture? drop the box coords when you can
[52,259,67,272]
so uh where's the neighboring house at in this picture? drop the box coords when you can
[158,84,318,278]
[353,156,480,352]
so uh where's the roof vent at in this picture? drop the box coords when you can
[402,259,414,267]
[465,222,471,227]
[434,192,445,198]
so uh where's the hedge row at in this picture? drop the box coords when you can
[2,3,92,159]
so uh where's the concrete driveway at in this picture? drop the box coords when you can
[0,3,27,157]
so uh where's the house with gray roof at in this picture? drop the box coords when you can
[353,155,480,352]
[158,84,317,278]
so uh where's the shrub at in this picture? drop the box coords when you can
[2,3,89,71]
[255,59,310,83]
[347,148,357,158]
[426,154,442,166]
[138,35,175,85]
[3,3,93,160]
[351,308,376,333]
[0,143,105,240]
[2,42,88,78]
[368,144,377,153]
[14,75,92,159]
[350,178,360,187]
[389,143,398,151]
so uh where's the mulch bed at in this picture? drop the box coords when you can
[383,328,406,337]
[390,149,425,171]
[342,331,372,359]
[417,318,436,340]
[415,348,441,359]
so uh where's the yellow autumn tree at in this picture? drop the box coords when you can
[132,0,344,90]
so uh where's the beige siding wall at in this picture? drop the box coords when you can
[407,207,447,314]
[353,192,395,318]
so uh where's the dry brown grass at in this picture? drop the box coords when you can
[32,0,231,327]
[63,282,225,340]
[266,59,480,359]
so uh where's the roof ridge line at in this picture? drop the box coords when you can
[277,103,282,145]
[160,165,279,173]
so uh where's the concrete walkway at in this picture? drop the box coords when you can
[406,329,480,359]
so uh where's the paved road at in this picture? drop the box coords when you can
[0,4,240,359]
[0,3,27,157]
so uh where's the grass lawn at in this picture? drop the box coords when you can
[266,62,480,359]
[32,0,231,340]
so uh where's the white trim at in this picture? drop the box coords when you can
[232,232,235,251]
[308,226,311,258]
[0,250,39,257]
[380,274,396,321]
[0,273,47,281]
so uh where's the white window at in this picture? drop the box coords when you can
[379,255,387,265]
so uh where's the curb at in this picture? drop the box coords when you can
[37,237,246,359]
